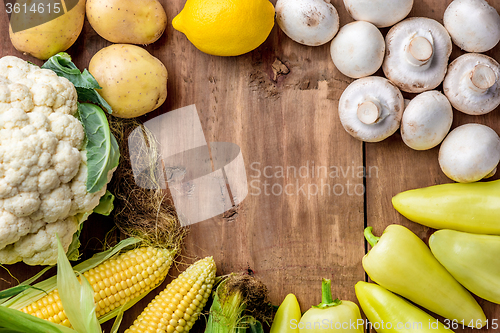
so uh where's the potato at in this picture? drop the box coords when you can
[89,44,168,118]
[86,0,167,44]
[9,0,85,60]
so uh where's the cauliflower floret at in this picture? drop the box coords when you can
[69,157,110,216]
[3,192,40,216]
[52,142,82,183]
[48,113,85,148]
[0,211,31,249]
[0,56,112,266]
[28,69,77,115]
[0,57,31,83]
[0,217,78,266]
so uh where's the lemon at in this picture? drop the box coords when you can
[172,0,275,56]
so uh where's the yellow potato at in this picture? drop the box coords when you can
[9,0,86,60]
[86,0,167,44]
[89,44,168,118]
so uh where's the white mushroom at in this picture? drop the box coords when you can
[444,0,500,53]
[276,0,340,46]
[343,0,413,28]
[443,53,500,115]
[439,124,500,183]
[401,91,453,150]
[338,76,405,142]
[330,21,385,79]
[383,17,452,93]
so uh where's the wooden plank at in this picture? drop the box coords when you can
[137,0,366,330]
[366,1,500,333]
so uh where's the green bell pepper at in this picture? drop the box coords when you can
[430,229,500,304]
[270,294,302,333]
[392,180,500,234]
[297,279,363,332]
[355,282,453,333]
[363,225,485,328]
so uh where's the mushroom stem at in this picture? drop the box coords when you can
[357,100,382,125]
[468,64,497,94]
[406,36,434,67]
[485,167,497,179]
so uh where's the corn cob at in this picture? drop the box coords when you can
[125,256,217,333]
[20,246,173,327]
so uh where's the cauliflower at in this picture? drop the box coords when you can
[0,56,112,265]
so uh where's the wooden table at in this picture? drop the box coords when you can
[1,0,500,332]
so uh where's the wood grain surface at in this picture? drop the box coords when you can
[0,0,500,332]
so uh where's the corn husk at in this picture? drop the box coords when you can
[0,306,76,333]
[205,274,272,333]
[0,237,102,333]
[56,236,101,333]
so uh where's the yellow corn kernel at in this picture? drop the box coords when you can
[20,247,173,327]
[125,257,216,333]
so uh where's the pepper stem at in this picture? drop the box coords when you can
[364,227,380,247]
[321,278,334,304]
[312,279,342,309]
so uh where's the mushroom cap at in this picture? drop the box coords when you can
[330,21,385,79]
[401,91,453,150]
[276,0,340,46]
[343,0,413,28]
[443,0,500,53]
[439,124,500,183]
[383,17,452,93]
[443,53,500,115]
[338,76,405,142]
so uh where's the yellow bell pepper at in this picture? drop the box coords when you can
[430,229,500,304]
[355,282,453,333]
[363,225,485,328]
[297,279,364,332]
[270,294,302,333]
[392,180,500,234]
